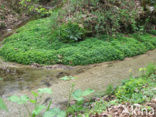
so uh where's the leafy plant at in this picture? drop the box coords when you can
[72,89,94,102]
[66,88,94,115]
[60,76,76,108]
[0,98,8,111]
[8,88,52,117]
[19,0,52,15]
[88,99,119,115]
[139,64,156,77]
[115,78,148,103]
[105,85,115,95]
[8,95,29,104]
[60,76,94,115]
[56,22,86,43]
[115,64,156,103]
[145,64,156,77]
[60,76,76,81]
[44,108,66,117]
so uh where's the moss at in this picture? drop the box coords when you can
[0,17,156,65]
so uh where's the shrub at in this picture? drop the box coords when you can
[53,22,86,43]
[54,0,141,36]
[148,30,156,35]
[19,0,52,15]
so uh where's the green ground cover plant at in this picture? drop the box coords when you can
[0,98,8,111]
[0,17,156,65]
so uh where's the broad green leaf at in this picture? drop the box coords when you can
[30,99,36,104]
[32,105,45,115]
[8,96,20,104]
[109,99,119,105]
[72,89,94,101]
[82,89,94,96]
[72,89,83,101]
[20,95,29,104]
[32,91,39,97]
[60,76,76,81]
[38,88,52,94]
[139,67,146,72]
[0,98,8,111]
[43,108,66,117]
[8,95,29,104]
[0,77,3,81]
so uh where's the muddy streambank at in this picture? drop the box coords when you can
[0,16,33,41]
[0,49,156,117]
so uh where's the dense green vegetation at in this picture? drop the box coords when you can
[0,0,156,65]
[0,16,155,65]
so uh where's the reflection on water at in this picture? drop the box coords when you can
[0,61,85,96]
[0,66,60,95]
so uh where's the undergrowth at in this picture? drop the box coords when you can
[0,64,156,116]
[0,17,156,65]
[70,64,156,116]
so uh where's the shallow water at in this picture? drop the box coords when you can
[0,61,90,96]
[0,49,156,117]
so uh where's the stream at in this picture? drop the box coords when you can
[0,49,155,117]
[0,27,156,117]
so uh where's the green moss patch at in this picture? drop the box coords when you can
[0,18,156,65]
